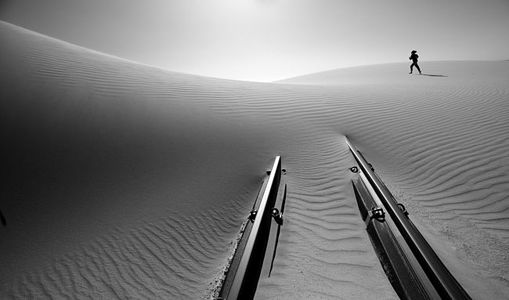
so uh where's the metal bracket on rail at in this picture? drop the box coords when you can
[271,208,283,225]
[364,207,385,228]
[369,207,385,222]
[397,203,409,217]
[248,210,257,223]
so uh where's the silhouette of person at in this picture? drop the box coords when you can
[409,50,421,74]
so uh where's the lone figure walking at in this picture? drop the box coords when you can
[409,50,421,74]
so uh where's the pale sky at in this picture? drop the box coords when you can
[1,0,508,81]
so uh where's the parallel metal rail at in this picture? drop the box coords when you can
[346,136,471,300]
[220,156,282,300]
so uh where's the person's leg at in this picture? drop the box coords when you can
[416,63,422,74]
[410,63,414,74]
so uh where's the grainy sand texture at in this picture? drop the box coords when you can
[1,21,509,299]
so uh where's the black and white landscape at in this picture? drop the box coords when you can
[1,1,509,299]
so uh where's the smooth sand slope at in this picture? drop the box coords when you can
[1,21,509,299]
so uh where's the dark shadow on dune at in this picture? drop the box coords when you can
[0,210,6,227]
[420,74,447,77]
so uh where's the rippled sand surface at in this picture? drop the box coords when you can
[1,21,508,299]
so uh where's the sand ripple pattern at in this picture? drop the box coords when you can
[4,209,243,299]
[2,22,509,298]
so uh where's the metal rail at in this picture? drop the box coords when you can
[353,168,437,299]
[346,136,471,300]
[221,156,282,300]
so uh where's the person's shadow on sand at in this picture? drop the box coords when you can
[0,209,6,227]
[420,73,448,77]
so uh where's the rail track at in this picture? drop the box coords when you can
[219,156,286,300]
[218,138,472,299]
[347,136,471,300]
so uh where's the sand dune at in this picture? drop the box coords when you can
[1,21,508,299]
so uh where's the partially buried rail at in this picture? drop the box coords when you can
[346,136,471,300]
[219,156,283,300]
